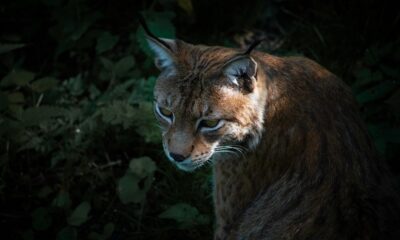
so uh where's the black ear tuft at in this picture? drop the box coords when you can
[138,15,176,71]
[138,14,173,52]
[243,39,264,55]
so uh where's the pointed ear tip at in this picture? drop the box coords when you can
[227,55,257,67]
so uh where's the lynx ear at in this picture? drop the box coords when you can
[146,37,176,70]
[139,16,176,71]
[223,56,258,93]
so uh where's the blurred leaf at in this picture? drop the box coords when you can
[52,190,71,208]
[67,201,91,226]
[20,106,69,126]
[356,81,396,104]
[89,84,101,99]
[384,128,400,144]
[0,92,8,110]
[353,68,383,88]
[115,56,135,77]
[32,207,52,231]
[129,156,156,178]
[159,203,210,228]
[177,0,194,15]
[51,9,101,56]
[117,157,155,204]
[364,48,379,65]
[57,226,77,240]
[364,44,393,66]
[129,76,156,103]
[117,173,143,204]
[18,136,43,152]
[1,69,35,87]
[100,57,114,71]
[64,74,85,96]
[367,124,399,155]
[88,222,114,240]
[386,89,400,116]
[21,229,34,240]
[37,186,52,198]
[7,92,24,104]
[380,64,400,79]
[103,223,115,238]
[99,101,136,129]
[0,43,25,54]
[132,102,161,143]
[31,77,58,92]
[41,0,63,6]
[96,32,119,54]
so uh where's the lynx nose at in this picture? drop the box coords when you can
[169,152,187,162]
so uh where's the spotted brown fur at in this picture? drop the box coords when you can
[147,35,400,239]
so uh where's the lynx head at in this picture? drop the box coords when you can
[146,34,267,171]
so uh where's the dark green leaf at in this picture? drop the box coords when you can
[57,226,77,240]
[129,157,156,178]
[32,207,52,231]
[177,0,194,15]
[100,57,114,71]
[21,229,34,240]
[0,43,25,54]
[0,92,8,110]
[132,102,161,143]
[31,77,58,92]
[356,81,396,104]
[159,203,210,228]
[67,201,91,226]
[380,64,400,79]
[115,56,135,77]
[20,106,69,126]
[96,32,119,54]
[88,223,115,240]
[52,190,71,208]
[353,68,383,88]
[117,173,144,204]
[7,92,24,104]
[37,186,52,198]
[65,75,85,96]
[1,70,35,87]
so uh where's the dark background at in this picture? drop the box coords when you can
[0,0,399,239]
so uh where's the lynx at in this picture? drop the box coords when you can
[141,21,400,239]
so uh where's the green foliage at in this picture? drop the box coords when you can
[87,223,114,240]
[0,2,213,239]
[117,157,156,204]
[96,32,119,54]
[351,43,400,156]
[67,201,91,226]
[32,207,52,231]
[159,203,210,229]
[57,227,77,240]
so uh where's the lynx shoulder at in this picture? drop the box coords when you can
[143,24,400,239]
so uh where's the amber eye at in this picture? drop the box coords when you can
[199,119,222,131]
[155,104,174,123]
[159,107,172,117]
[202,119,219,128]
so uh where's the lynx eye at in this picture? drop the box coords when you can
[159,107,172,117]
[198,119,224,131]
[155,104,174,123]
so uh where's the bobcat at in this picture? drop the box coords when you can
[141,22,400,239]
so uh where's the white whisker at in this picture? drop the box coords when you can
[215,144,248,158]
